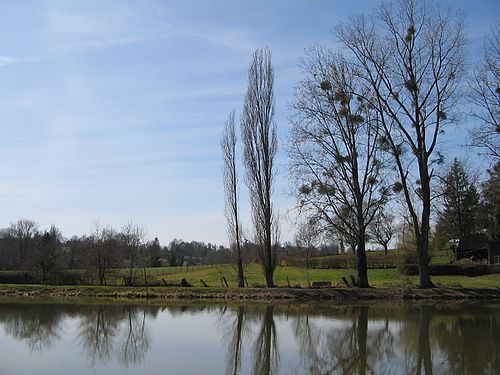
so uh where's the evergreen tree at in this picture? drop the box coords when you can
[481,162,500,239]
[436,159,480,241]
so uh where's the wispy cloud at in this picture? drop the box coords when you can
[185,25,258,51]
[0,56,40,67]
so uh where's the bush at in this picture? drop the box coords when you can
[285,253,399,269]
[0,271,38,284]
[398,264,500,276]
[0,270,89,285]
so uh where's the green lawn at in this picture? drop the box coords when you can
[149,263,500,289]
[2,248,498,289]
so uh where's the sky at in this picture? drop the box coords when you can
[0,0,498,246]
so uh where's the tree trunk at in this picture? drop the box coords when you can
[143,266,149,297]
[418,164,435,289]
[264,258,274,288]
[128,261,134,286]
[236,243,244,288]
[98,261,104,286]
[263,231,274,288]
[357,241,370,288]
[417,240,434,288]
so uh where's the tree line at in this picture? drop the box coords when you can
[221,0,499,288]
[0,219,338,284]
[0,220,227,284]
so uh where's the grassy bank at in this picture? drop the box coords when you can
[0,283,499,301]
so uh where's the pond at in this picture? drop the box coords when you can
[0,298,498,374]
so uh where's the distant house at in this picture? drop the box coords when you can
[455,233,500,264]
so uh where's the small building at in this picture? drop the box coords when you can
[455,233,500,264]
[488,240,500,264]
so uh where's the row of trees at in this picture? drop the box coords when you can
[0,220,162,284]
[223,0,499,288]
[0,220,241,284]
[0,218,341,284]
[222,48,279,287]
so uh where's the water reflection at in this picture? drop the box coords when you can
[75,304,152,369]
[221,306,246,375]
[0,299,498,374]
[251,306,279,375]
[0,303,70,352]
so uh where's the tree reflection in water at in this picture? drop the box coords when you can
[0,302,153,370]
[219,305,279,375]
[77,304,152,370]
[276,302,497,375]
[116,305,151,368]
[292,305,396,374]
[76,305,121,367]
[0,303,70,352]
[416,306,433,375]
[0,300,498,374]
[252,306,279,375]
[220,306,247,375]
[430,303,500,375]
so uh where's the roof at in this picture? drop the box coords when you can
[456,233,487,251]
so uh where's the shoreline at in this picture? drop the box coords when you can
[0,284,499,301]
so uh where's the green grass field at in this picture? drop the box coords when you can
[147,263,500,289]
[1,248,497,289]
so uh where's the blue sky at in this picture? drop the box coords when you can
[0,0,498,245]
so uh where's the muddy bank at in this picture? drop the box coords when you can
[0,284,499,300]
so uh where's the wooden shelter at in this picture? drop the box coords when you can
[455,233,500,264]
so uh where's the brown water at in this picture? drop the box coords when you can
[0,298,498,374]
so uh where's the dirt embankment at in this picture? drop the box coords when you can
[0,284,499,301]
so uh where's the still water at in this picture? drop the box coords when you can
[0,298,498,374]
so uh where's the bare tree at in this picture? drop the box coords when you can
[469,22,500,161]
[295,219,320,270]
[89,222,121,286]
[221,111,245,287]
[137,238,161,290]
[289,48,389,287]
[368,210,395,255]
[241,48,279,287]
[337,0,466,288]
[121,222,146,286]
[30,225,63,284]
[8,219,39,268]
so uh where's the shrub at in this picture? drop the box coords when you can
[398,264,500,276]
